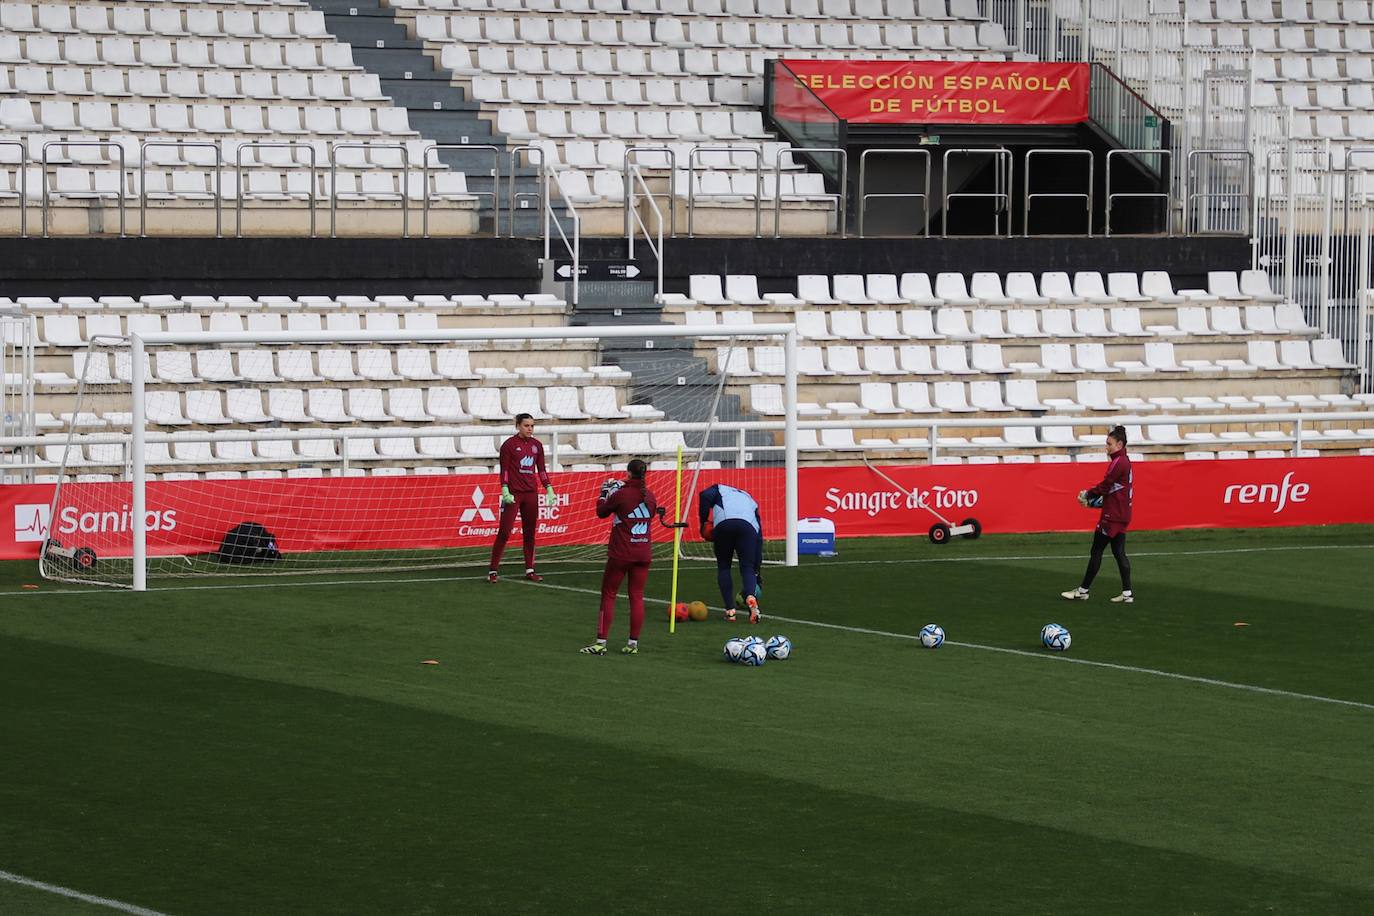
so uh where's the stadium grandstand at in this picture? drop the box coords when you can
[0,0,1371,514]
[3,2,1374,911]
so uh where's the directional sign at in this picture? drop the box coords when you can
[552,260,651,282]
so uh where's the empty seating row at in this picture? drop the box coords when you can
[419,13,1012,51]
[671,270,1286,308]
[1263,81,1374,110]
[5,293,566,311]
[449,44,775,79]
[468,74,718,108]
[397,0,984,20]
[2,167,473,202]
[54,384,639,427]
[717,339,1349,378]
[497,107,766,142]
[705,303,1316,341]
[748,380,1370,419]
[0,35,359,71]
[1183,0,1365,23]
[1252,52,1374,83]
[0,4,327,40]
[1179,23,1374,53]
[0,66,385,102]
[41,311,441,345]
[521,138,793,171]
[0,135,436,168]
[60,350,628,388]
[1,100,413,137]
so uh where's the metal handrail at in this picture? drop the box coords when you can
[420,142,498,239]
[330,142,409,238]
[623,145,677,239]
[772,146,846,239]
[0,141,27,237]
[42,140,127,238]
[1024,148,1094,237]
[234,141,316,238]
[688,146,762,238]
[857,148,929,238]
[508,145,547,237]
[138,141,222,238]
[626,163,664,300]
[1105,148,1173,237]
[941,147,1012,238]
[1185,148,1253,236]
[544,166,581,306]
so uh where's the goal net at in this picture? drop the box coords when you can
[39,322,796,589]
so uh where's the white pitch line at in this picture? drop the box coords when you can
[2,541,1370,599]
[0,869,171,916]
[524,577,1374,713]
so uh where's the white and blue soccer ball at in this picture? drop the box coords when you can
[918,624,945,649]
[723,638,747,663]
[740,640,767,666]
[765,635,792,660]
[1041,623,1072,652]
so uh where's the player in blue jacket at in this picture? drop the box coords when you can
[697,483,763,623]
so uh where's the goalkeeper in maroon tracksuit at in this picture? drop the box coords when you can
[1062,425,1135,604]
[581,458,657,656]
[488,413,554,583]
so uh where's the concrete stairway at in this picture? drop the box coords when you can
[306,0,552,237]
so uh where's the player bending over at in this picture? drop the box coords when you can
[488,413,555,583]
[581,458,658,656]
[698,483,763,624]
[1062,425,1134,604]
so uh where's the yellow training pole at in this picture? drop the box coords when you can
[668,444,684,634]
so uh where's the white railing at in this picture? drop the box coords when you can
[624,163,664,301]
[543,165,580,306]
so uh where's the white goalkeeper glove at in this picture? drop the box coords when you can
[599,478,624,501]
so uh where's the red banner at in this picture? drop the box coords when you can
[2,457,1370,561]
[777,60,1091,125]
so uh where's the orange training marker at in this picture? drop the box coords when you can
[21,584,38,590]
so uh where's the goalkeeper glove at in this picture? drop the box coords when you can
[545,485,556,503]
[500,485,515,506]
[599,478,623,501]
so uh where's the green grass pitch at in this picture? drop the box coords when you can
[1,525,1372,915]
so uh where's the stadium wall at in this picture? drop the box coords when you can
[4,456,1370,561]
[0,236,1251,297]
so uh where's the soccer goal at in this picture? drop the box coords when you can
[40,322,798,590]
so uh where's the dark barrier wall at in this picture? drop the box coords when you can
[580,236,1255,296]
[0,235,1250,297]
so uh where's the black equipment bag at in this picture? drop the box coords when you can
[217,521,282,564]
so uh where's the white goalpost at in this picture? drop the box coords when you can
[40,322,798,590]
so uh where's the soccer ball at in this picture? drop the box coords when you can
[1041,623,1072,652]
[918,624,945,649]
[740,641,767,666]
[765,635,792,660]
[723,638,747,662]
[688,600,709,622]
[674,602,689,622]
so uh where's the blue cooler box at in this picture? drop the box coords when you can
[797,517,837,556]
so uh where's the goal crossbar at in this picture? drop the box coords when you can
[120,322,799,590]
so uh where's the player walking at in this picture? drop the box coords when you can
[698,483,763,623]
[488,413,555,583]
[1062,425,1134,604]
[581,459,658,656]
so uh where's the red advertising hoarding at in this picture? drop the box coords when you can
[2,457,1370,561]
[777,60,1091,125]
